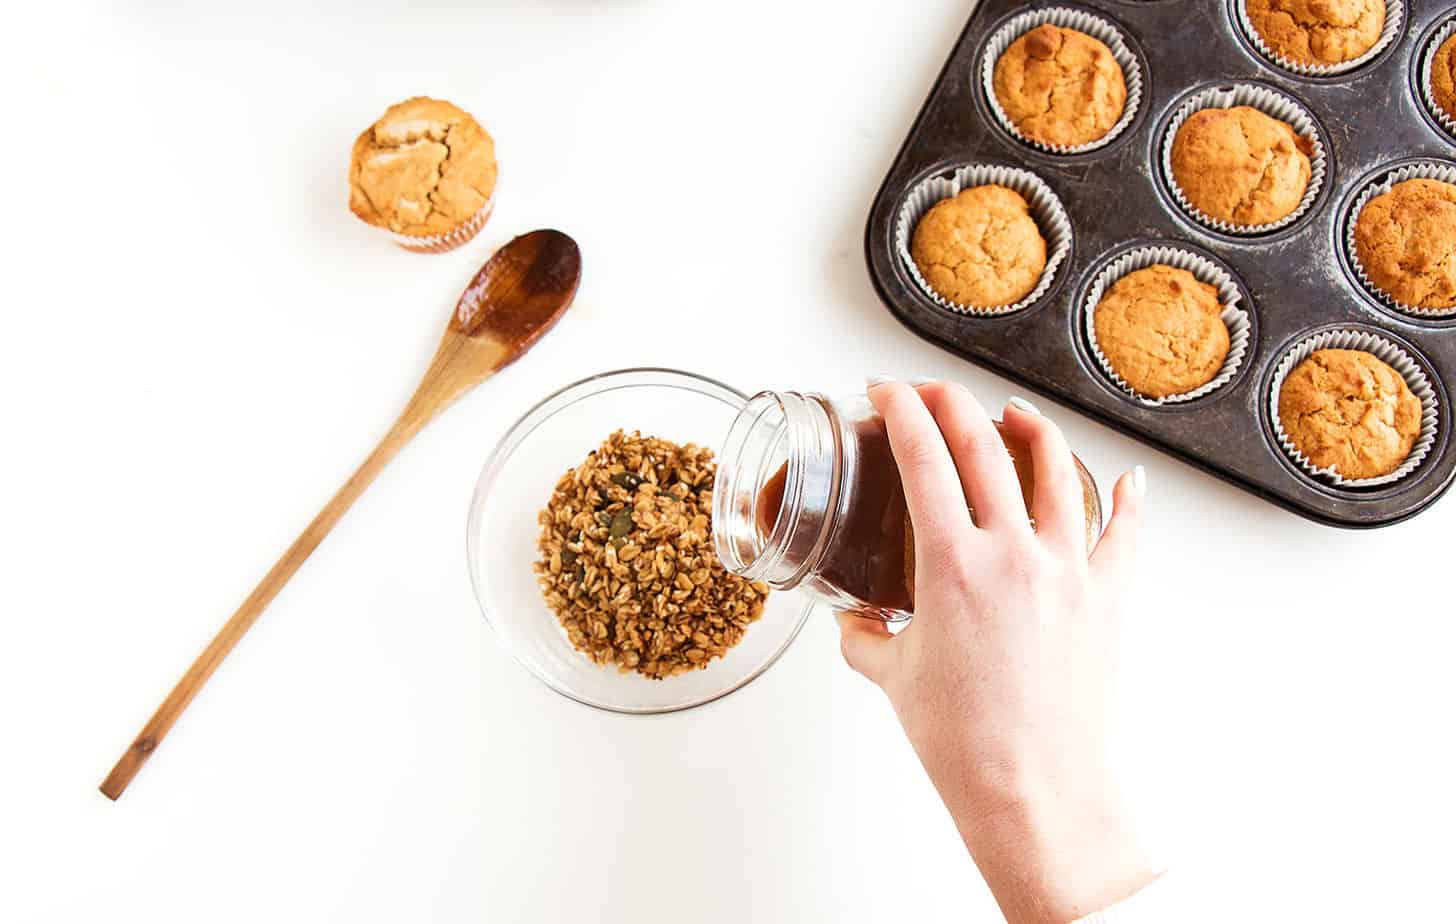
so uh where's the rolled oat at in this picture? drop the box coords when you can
[534,430,768,679]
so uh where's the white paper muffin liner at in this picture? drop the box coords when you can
[980,7,1144,155]
[1161,84,1326,235]
[1420,18,1456,138]
[386,193,495,254]
[1345,161,1456,317]
[1268,329,1439,487]
[896,163,1073,316]
[1084,247,1252,405]
[1236,0,1403,76]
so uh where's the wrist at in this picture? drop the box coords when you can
[957,770,1155,924]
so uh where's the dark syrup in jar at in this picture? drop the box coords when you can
[756,417,1096,613]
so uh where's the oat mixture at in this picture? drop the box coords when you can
[534,430,768,679]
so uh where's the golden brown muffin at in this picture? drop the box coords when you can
[1278,348,1421,479]
[1170,106,1314,226]
[1094,265,1230,398]
[349,97,498,241]
[1353,178,1456,309]
[992,23,1128,147]
[1433,33,1456,123]
[911,185,1047,307]
[1244,0,1385,66]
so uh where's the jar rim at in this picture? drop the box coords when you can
[712,390,838,587]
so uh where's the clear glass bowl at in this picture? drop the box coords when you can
[467,368,813,714]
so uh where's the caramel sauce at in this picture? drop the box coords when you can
[756,418,1097,612]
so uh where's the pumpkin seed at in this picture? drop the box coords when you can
[610,471,643,490]
[610,511,634,538]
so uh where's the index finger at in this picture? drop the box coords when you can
[868,382,976,554]
[915,382,1033,536]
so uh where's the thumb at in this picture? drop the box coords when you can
[836,611,896,684]
[1090,466,1145,593]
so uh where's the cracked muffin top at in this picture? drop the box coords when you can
[1277,348,1421,480]
[1093,265,1230,399]
[1244,0,1385,66]
[349,97,498,237]
[992,23,1127,147]
[1170,105,1314,227]
[1433,32,1456,124]
[1353,178,1456,309]
[910,185,1047,308]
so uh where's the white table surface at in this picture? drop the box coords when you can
[5,3,1454,921]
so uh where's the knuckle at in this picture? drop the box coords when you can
[1099,525,1137,565]
[955,426,1011,464]
[1114,490,1144,523]
[1047,460,1084,503]
[918,538,976,588]
[894,430,947,472]
[1104,504,1141,542]
[1025,413,1069,451]
[994,547,1090,605]
[993,545,1042,590]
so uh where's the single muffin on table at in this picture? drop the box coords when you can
[1244,0,1385,67]
[1093,265,1230,399]
[1170,105,1314,227]
[1278,348,1422,480]
[992,23,1127,147]
[1353,178,1456,310]
[1433,32,1456,122]
[348,96,498,253]
[911,185,1047,308]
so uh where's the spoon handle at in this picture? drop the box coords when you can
[99,229,580,801]
[99,408,427,801]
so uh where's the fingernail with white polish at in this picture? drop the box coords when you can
[1133,464,1147,495]
[1007,396,1040,415]
[907,376,937,386]
[866,374,895,388]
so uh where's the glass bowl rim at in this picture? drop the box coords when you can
[465,366,814,715]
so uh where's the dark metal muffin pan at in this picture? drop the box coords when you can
[864,0,1456,528]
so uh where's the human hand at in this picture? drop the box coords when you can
[838,381,1152,924]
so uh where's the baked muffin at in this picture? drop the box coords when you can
[911,185,1047,307]
[1094,265,1230,398]
[349,97,498,252]
[1432,32,1456,123]
[1278,348,1421,479]
[1170,106,1314,226]
[992,23,1127,147]
[1353,178,1456,310]
[1244,0,1385,67]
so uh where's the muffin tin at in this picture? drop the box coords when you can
[864,0,1456,528]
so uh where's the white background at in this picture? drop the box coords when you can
[4,2,1453,921]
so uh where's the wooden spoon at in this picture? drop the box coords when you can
[100,229,582,801]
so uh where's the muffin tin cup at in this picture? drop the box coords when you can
[1268,329,1440,488]
[1419,18,1456,138]
[388,195,496,254]
[1235,0,1404,77]
[1083,246,1252,406]
[1345,160,1456,318]
[979,6,1145,155]
[895,163,1073,316]
[1160,83,1327,235]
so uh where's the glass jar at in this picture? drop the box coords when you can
[712,390,1102,622]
